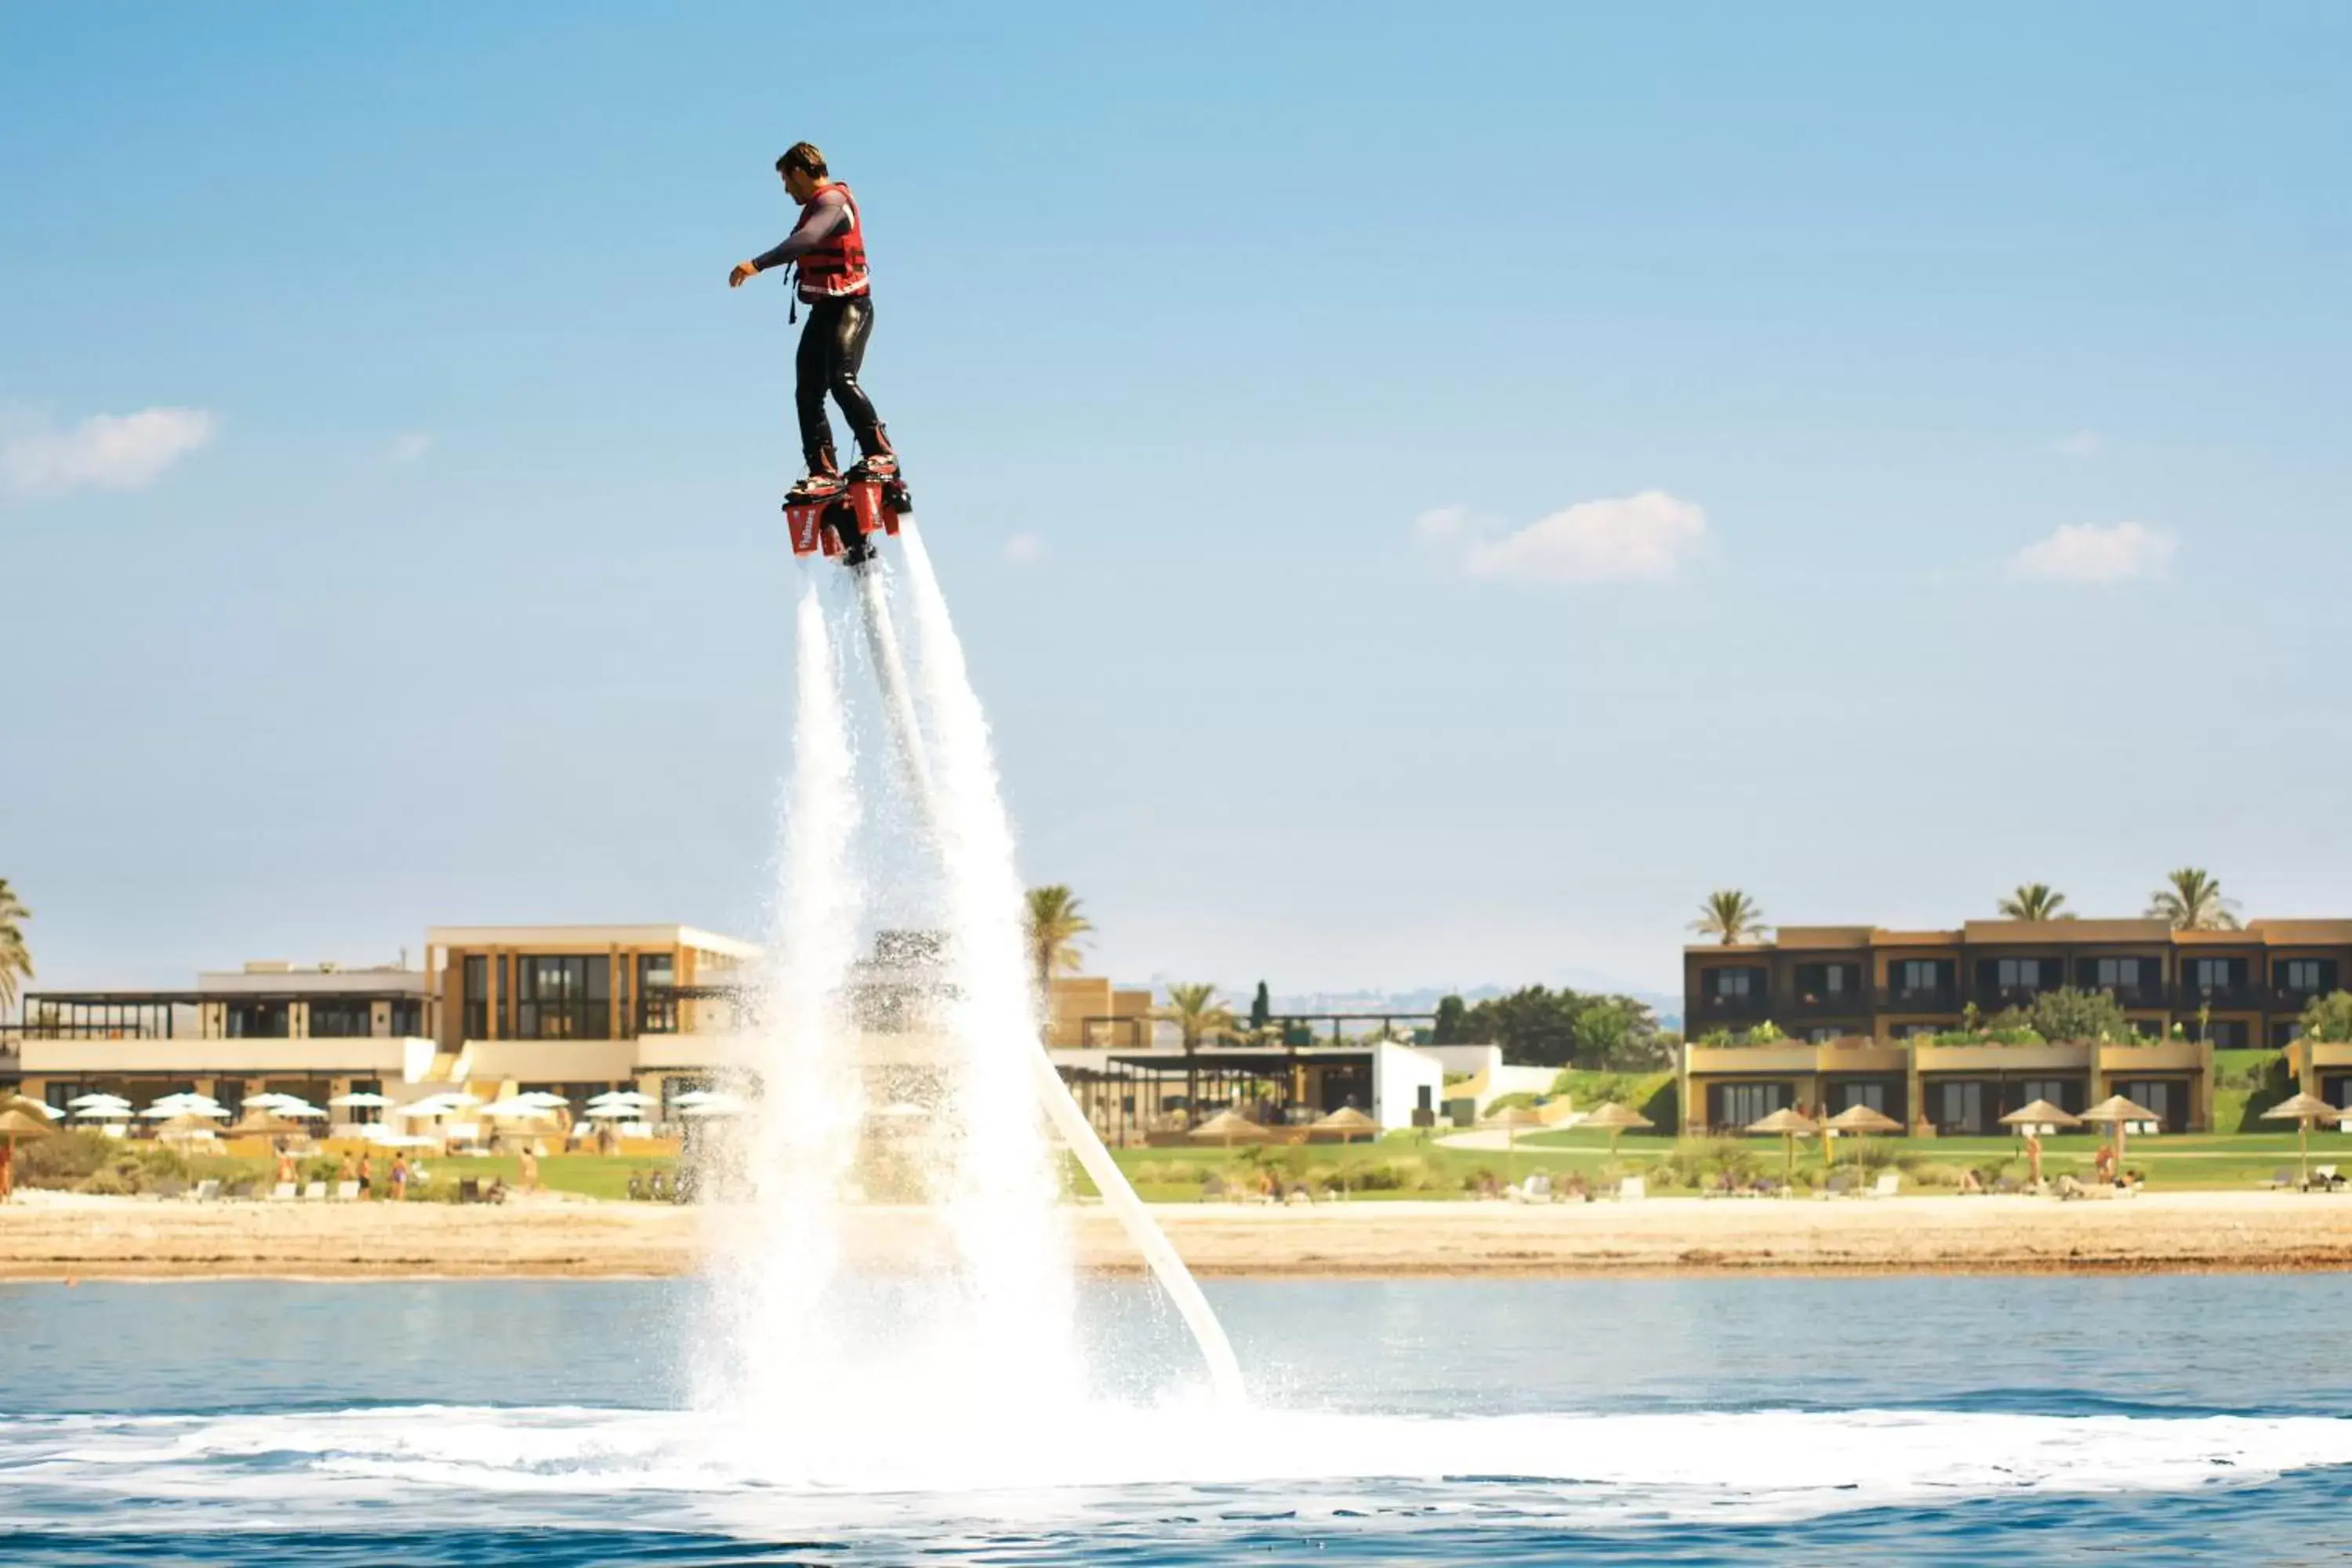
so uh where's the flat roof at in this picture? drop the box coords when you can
[426,924,764,960]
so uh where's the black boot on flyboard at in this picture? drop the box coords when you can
[784,436,910,570]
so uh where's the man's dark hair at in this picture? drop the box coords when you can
[776,142,828,179]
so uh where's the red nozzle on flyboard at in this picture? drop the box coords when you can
[785,456,909,564]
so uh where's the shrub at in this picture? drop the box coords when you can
[1483,1091,1541,1114]
[16,1129,114,1188]
[1130,1160,1207,1187]
[1350,1156,1436,1192]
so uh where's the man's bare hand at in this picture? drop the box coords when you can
[728,260,760,289]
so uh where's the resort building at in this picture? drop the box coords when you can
[5,921,1445,1142]
[1681,917,2352,1135]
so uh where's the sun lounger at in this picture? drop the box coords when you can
[302,1181,327,1201]
[193,1178,220,1202]
[336,1181,361,1201]
[458,1177,481,1203]
[2310,1165,2343,1192]
[1824,1172,1853,1197]
[1870,1172,1899,1197]
[150,1178,186,1200]
[2266,1168,2296,1189]
[270,1181,297,1201]
[1617,1176,1645,1201]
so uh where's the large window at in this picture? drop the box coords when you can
[2116,1079,2179,1131]
[1715,1081,1788,1127]
[1993,958,2049,990]
[1793,963,1860,1004]
[637,953,677,1033]
[2185,957,2245,993]
[1831,1081,1888,1114]
[307,1000,373,1038]
[1893,960,1951,1002]
[388,999,424,1037]
[2280,959,2336,994]
[1936,1081,1988,1134]
[463,956,489,1040]
[515,956,612,1040]
[226,1002,289,1039]
[1712,969,1755,998]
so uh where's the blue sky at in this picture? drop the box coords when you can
[4,3,2348,1000]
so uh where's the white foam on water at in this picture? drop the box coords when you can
[4,1404,2350,1538]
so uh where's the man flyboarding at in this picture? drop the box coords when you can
[728,141,898,508]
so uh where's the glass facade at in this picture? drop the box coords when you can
[514,956,612,1040]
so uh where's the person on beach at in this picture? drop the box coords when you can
[2024,1129,2045,1189]
[727,141,898,504]
[390,1156,408,1201]
[357,1152,373,1199]
[339,1152,356,1189]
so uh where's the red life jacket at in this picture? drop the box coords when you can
[795,182,869,299]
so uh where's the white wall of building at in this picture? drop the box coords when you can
[1370,1042,1447,1130]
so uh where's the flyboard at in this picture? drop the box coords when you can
[787,475,1247,1406]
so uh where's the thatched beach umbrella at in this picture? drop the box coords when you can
[1578,1101,1656,1159]
[224,1113,303,1140]
[1311,1105,1379,1142]
[2262,1092,2343,1191]
[1823,1102,1901,1175]
[1998,1098,2082,1135]
[1746,1106,1822,1189]
[2078,1094,2161,1184]
[1479,1103,1548,1181]
[0,1106,53,1200]
[1188,1109,1273,1147]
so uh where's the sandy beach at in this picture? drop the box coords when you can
[3,1190,2350,1280]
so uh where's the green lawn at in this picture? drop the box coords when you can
[1067,1127,2352,1199]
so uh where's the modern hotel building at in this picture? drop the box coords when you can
[1681,918,2352,1135]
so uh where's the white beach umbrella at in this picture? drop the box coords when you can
[241,1092,300,1109]
[588,1089,657,1105]
[584,1102,643,1120]
[390,1098,459,1120]
[514,1091,571,1109]
[269,1100,328,1120]
[328,1091,393,1109]
[678,1093,749,1119]
[480,1099,556,1122]
[78,1103,135,1121]
[67,1094,132,1112]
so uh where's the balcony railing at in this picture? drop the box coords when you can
[1690,993,1769,1022]
[2085,984,2168,1009]
[1787,989,1869,1018]
[2178,983,2258,1011]
[1877,985,1960,1012]
[2273,985,2332,1013]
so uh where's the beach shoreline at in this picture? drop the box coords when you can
[3,1190,2350,1282]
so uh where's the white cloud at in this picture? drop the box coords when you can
[1413,504,1472,543]
[1003,532,1044,563]
[388,431,433,463]
[2013,521,2174,584]
[0,407,219,501]
[2054,430,2102,459]
[1428,491,1709,586]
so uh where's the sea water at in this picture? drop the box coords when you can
[3,1272,2350,1564]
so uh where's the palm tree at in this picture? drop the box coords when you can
[1152,982,1237,1126]
[1023,884,1092,1003]
[0,879,29,1017]
[1998,884,2071,921]
[1690,890,1768,946]
[2147,867,2241,931]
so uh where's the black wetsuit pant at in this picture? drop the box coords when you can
[795,295,887,472]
